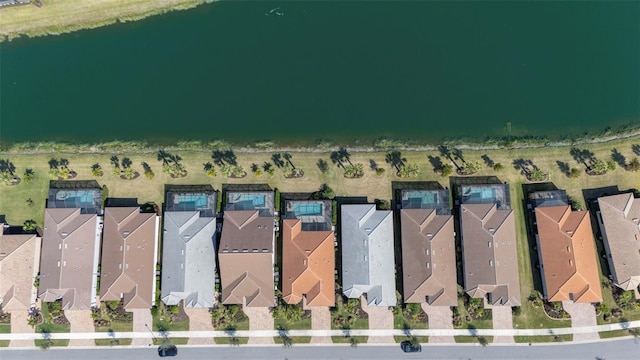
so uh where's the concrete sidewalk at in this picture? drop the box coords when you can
[1,320,637,341]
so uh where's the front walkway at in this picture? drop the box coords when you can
[65,310,95,346]
[131,309,153,346]
[184,308,215,345]
[490,306,514,343]
[562,301,598,342]
[9,310,33,348]
[242,305,274,345]
[421,304,454,343]
[309,307,331,344]
[360,297,394,344]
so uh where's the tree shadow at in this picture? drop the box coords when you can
[632,144,640,156]
[141,162,152,172]
[369,159,378,170]
[385,150,407,172]
[271,153,285,168]
[570,147,595,169]
[212,150,237,166]
[0,159,16,174]
[121,157,132,169]
[427,155,443,173]
[556,161,570,177]
[330,147,352,169]
[611,149,626,167]
[47,158,59,170]
[110,155,120,168]
[316,159,329,173]
[481,154,494,168]
[513,158,534,175]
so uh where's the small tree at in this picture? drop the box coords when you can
[204,162,216,177]
[493,163,504,171]
[569,168,581,178]
[440,164,453,177]
[627,157,640,171]
[606,160,617,171]
[24,168,35,182]
[23,219,37,232]
[528,167,547,182]
[592,159,607,174]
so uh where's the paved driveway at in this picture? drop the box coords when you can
[490,306,514,343]
[131,309,153,346]
[360,297,394,344]
[562,301,598,341]
[242,306,274,345]
[184,308,215,345]
[421,304,454,343]
[309,307,331,344]
[65,310,95,346]
[9,310,34,348]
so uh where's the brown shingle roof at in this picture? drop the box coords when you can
[38,208,99,310]
[400,209,457,306]
[535,206,602,303]
[597,194,640,291]
[218,210,275,307]
[460,203,521,306]
[100,207,159,309]
[281,219,334,307]
[0,229,41,311]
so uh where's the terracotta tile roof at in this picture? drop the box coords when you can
[218,210,275,307]
[100,207,159,310]
[0,227,41,311]
[535,206,602,303]
[460,203,521,306]
[400,209,457,306]
[38,208,100,310]
[282,219,335,307]
[597,194,640,291]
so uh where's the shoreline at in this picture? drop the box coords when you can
[0,0,214,42]
[2,125,639,155]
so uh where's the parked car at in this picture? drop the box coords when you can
[400,340,422,353]
[158,344,178,357]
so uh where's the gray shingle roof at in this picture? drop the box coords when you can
[341,204,396,306]
[161,211,217,308]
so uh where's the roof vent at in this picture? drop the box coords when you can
[262,249,268,252]
[566,230,573,235]
[123,231,130,236]
[232,249,238,253]
[242,249,248,253]
[61,232,68,236]
[184,235,191,239]
[426,233,433,238]
[488,228,495,232]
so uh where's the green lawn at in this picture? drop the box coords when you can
[153,337,189,345]
[0,324,10,333]
[392,303,428,330]
[514,335,572,343]
[454,335,493,344]
[331,336,368,344]
[393,335,429,343]
[513,303,571,330]
[95,338,133,346]
[598,330,632,339]
[95,320,133,333]
[274,316,311,331]
[34,339,69,347]
[454,296,492,330]
[0,340,9,347]
[153,318,189,332]
[273,336,311,344]
[214,337,249,345]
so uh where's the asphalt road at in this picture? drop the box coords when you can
[1,339,638,360]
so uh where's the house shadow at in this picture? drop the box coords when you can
[521,182,560,294]
[104,198,140,208]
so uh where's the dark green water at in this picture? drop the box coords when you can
[0,1,638,145]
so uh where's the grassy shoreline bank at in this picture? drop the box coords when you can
[2,124,640,155]
[0,0,214,42]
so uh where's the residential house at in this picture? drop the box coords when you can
[161,189,217,308]
[38,183,102,310]
[282,200,335,307]
[341,204,396,307]
[0,222,41,312]
[459,184,521,306]
[597,193,640,291]
[532,190,602,303]
[400,190,457,306]
[218,191,275,307]
[100,206,159,309]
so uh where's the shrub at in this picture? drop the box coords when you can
[569,168,581,178]
[145,169,155,179]
[23,219,37,232]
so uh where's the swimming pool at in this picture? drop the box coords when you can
[177,194,208,209]
[293,203,323,216]
[405,191,436,206]
[232,194,266,207]
[463,187,495,200]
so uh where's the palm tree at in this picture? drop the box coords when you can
[157,150,170,166]
[59,158,69,170]
[271,153,285,168]
[528,167,547,182]
[398,163,419,178]
[110,155,120,169]
[24,168,35,182]
[47,158,59,170]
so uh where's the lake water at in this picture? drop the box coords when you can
[0,1,638,146]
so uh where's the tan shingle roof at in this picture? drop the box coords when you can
[597,194,640,290]
[282,219,335,307]
[460,204,521,306]
[535,206,602,303]
[0,229,41,311]
[218,210,275,307]
[100,207,159,309]
[400,209,457,306]
[38,208,99,310]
